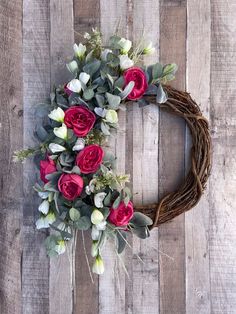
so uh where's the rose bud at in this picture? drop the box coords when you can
[38,200,49,215]
[58,173,84,200]
[91,209,104,225]
[53,123,68,140]
[49,143,66,153]
[64,106,96,137]
[79,72,90,85]
[108,201,134,226]
[66,79,82,94]
[118,38,132,54]
[76,144,104,174]
[40,156,57,183]
[119,55,134,71]
[73,43,86,59]
[92,255,105,275]
[48,107,65,122]
[142,41,155,55]
[124,67,148,100]
[104,109,118,124]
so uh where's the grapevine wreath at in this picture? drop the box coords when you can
[15,29,212,275]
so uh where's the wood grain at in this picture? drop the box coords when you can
[49,1,74,314]
[73,1,100,313]
[22,1,51,313]
[210,0,236,313]
[185,0,211,313]
[0,0,22,313]
[158,3,186,313]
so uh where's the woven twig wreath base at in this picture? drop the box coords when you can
[134,85,212,229]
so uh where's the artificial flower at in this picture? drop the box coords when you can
[48,107,65,122]
[94,192,106,208]
[55,240,66,255]
[72,138,85,151]
[118,38,132,54]
[124,67,148,100]
[38,200,49,215]
[76,144,104,174]
[91,209,104,225]
[36,212,56,229]
[73,43,86,59]
[79,72,90,85]
[66,79,82,93]
[108,201,134,226]
[49,143,66,153]
[92,255,105,275]
[40,156,57,183]
[104,109,118,124]
[142,41,155,55]
[53,123,67,140]
[58,173,84,200]
[119,55,134,70]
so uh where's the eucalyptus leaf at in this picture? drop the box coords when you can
[94,107,106,117]
[101,121,110,135]
[112,194,122,209]
[152,63,163,81]
[83,88,95,100]
[69,207,81,221]
[83,59,101,77]
[119,81,135,100]
[74,216,91,230]
[130,212,153,227]
[35,126,49,141]
[156,84,168,104]
[95,94,105,107]
[106,92,121,109]
[116,230,127,254]
[132,226,150,239]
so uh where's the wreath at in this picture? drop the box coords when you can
[14,29,212,275]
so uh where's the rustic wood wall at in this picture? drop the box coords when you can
[0,0,236,313]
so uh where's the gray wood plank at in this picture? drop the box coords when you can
[49,1,75,314]
[185,0,211,313]
[210,0,236,313]
[73,1,100,313]
[22,1,51,313]
[0,1,22,313]
[158,3,186,314]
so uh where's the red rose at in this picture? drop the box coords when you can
[58,173,84,200]
[124,67,148,100]
[108,201,134,226]
[76,144,104,174]
[40,156,57,183]
[64,106,96,137]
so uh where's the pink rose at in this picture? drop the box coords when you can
[40,156,57,183]
[108,201,134,226]
[124,67,148,100]
[64,106,96,137]
[58,173,84,200]
[76,144,104,174]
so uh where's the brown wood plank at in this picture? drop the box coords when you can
[158,3,186,314]
[0,1,22,313]
[210,0,236,312]
[49,1,75,313]
[185,0,211,313]
[72,1,100,313]
[22,1,51,313]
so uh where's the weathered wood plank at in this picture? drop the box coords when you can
[22,1,51,313]
[0,1,22,313]
[185,0,211,313]
[210,0,236,313]
[131,1,160,313]
[73,2,99,313]
[49,1,74,313]
[158,3,186,314]
[99,2,127,313]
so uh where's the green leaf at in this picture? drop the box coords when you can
[156,84,168,104]
[130,212,153,227]
[119,81,135,100]
[152,63,163,81]
[44,181,58,192]
[83,59,101,77]
[132,226,150,239]
[101,121,110,135]
[112,194,122,209]
[106,92,121,109]
[69,207,81,221]
[116,230,127,254]
[114,76,125,89]
[74,216,91,230]
[83,88,95,100]
[71,166,81,174]
[162,63,178,76]
[35,126,48,141]
[95,94,105,107]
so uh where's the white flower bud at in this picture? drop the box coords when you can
[36,212,56,229]
[48,107,65,122]
[66,79,82,93]
[143,41,155,55]
[72,138,85,151]
[66,60,78,74]
[38,200,49,215]
[53,123,67,140]
[105,109,118,124]
[73,43,86,58]
[119,55,134,70]
[91,225,100,240]
[94,192,106,208]
[119,38,132,54]
[55,240,66,255]
[38,191,49,199]
[79,72,90,85]
[49,143,66,153]
[92,255,105,275]
[101,49,112,61]
[96,220,107,231]
[91,209,104,225]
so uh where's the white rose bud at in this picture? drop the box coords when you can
[73,43,86,59]
[91,225,100,240]
[92,255,105,275]
[143,41,155,55]
[105,109,118,124]
[38,200,49,215]
[48,107,65,122]
[53,123,67,140]
[101,49,112,61]
[55,240,66,255]
[66,60,78,74]
[79,72,90,85]
[49,143,66,153]
[36,212,56,229]
[91,209,104,225]
[119,38,132,54]
[96,220,107,231]
[119,55,134,71]
[66,79,82,93]
[94,192,106,208]
[72,138,85,151]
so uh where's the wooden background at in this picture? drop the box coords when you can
[0,0,236,313]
